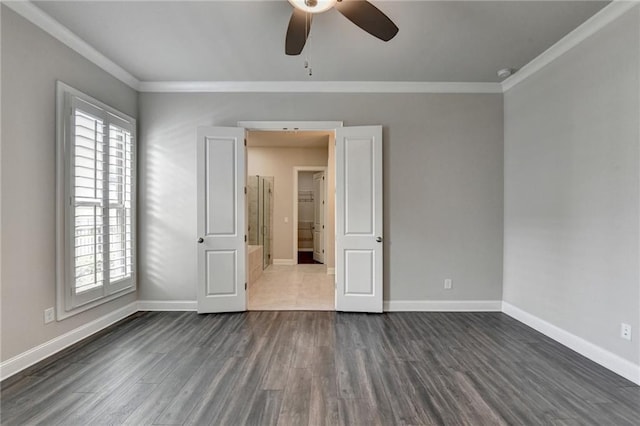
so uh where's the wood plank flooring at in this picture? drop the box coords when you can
[1,311,639,425]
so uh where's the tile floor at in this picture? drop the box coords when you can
[247,264,335,311]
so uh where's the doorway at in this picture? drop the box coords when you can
[295,168,327,265]
[196,123,383,314]
[245,131,334,310]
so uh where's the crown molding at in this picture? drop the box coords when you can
[137,80,502,94]
[502,0,639,92]
[3,0,140,90]
[7,0,637,95]
[0,0,500,95]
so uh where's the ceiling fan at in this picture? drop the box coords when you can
[285,0,399,55]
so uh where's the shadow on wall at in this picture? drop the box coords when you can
[138,96,297,300]
[139,121,199,300]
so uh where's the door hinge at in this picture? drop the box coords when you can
[322,249,324,253]
[244,139,247,146]
[244,235,247,242]
[245,282,247,290]
[244,186,247,194]
[322,225,324,229]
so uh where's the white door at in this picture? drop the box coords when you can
[313,171,325,263]
[197,126,246,313]
[335,126,383,313]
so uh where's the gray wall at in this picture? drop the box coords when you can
[503,8,640,364]
[138,92,504,302]
[1,7,138,361]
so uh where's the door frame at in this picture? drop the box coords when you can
[240,121,343,273]
[238,121,343,132]
[293,166,328,264]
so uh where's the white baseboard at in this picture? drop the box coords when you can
[273,259,296,266]
[384,300,502,312]
[326,267,335,275]
[6,297,636,388]
[0,302,138,382]
[137,300,197,311]
[502,302,640,385]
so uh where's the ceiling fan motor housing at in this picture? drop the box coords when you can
[286,0,399,55]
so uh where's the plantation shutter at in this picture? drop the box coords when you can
[66,96,135,309]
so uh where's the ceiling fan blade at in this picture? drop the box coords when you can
[335,0,398,42]
[285,8,312,55]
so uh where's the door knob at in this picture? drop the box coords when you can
[376,237,382,243]
[197,237,204,243]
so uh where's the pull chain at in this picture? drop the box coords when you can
[304,12,312,77]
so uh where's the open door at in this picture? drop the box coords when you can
[335,126,383,312]
[197,126,246,313]
[313,171,325,263]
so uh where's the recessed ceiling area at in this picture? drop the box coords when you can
[248,130,330,148]
[31,0,609,83]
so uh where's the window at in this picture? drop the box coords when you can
[56,82,136,318]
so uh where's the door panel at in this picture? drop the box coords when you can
[206,139,237,235]
[336,126,383,313]
[205,251,237,295]
[345,250,374,294]
[345,139,374,235]
[197,127,246,313]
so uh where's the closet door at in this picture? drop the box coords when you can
[313,171,325,263]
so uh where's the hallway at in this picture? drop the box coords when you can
[248,264,334,311]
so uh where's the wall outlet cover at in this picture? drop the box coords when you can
[44,307,55,324]
[620,323,631,341]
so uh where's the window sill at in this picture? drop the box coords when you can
[56,285,136,322]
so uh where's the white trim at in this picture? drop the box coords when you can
[4,299,637,385]
[139,81,502,94]
[298,248,313,252]
[56,81,137,319]
[4,1,139,90]
[137,300,197,311]
[0,302,137,382]
[502,302,640,385]
[502,0,639,92]
[384,300,502,312]
[7,0,636,96]
[273,259,296,266]
[240,121,343,131]
[326,267,335,275]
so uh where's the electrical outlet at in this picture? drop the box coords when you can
[44,307,55,324]
[620,323,631,341]
[444,279,452,290]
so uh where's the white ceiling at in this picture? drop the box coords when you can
[31,0,608,83]
[248,130,330,148]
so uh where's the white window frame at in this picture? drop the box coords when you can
[56,81,137,320]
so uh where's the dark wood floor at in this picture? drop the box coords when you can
[1,311,639,425]
[298,251,322,264]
